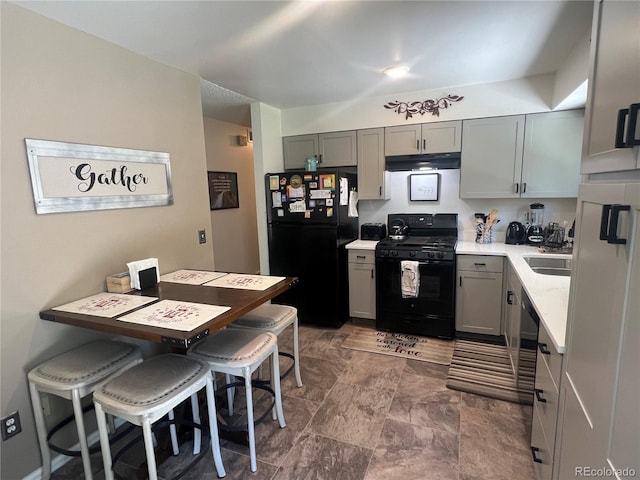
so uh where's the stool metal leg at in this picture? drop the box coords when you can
[29,382,52,480]
[190,393,202,455]
[272,345,286,429]
[142,418,159,480]
[243,365,257,472]
[167,409,180,456]
[205,375,226,478]
[95,402,114,480]
[293,319,303,387]
[225,373,234,417]
[71,388,94,480]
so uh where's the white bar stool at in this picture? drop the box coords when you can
[28,340,142,480]
[229,304,303,388]
[93,354,226,480]
[187,329,285,472]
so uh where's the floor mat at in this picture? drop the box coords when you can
[446,340,535,404]
[340,326,454,365]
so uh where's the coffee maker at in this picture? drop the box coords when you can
[525,203,545,245]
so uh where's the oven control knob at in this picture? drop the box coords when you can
[427,251,435,259]
[391,250,398,257]
[437,251,445,259]
[409,251,417,258]
[380,249,389,257]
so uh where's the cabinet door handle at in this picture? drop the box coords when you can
[522,182,527,193]
[371,269,374,279]
[615,108,630,148]
[535,389,547,403]
[356,255,366,259]
[626,103,640,146]
[607,205,630,245]
[531,447,543,464]
[416,140,420,151]
[423,139,426,151]
[474,262,486,266]
[515,183,519,194]
[600,205,612,241]
[379,186,382,196]
[538,343,551,355]
[459,276,462,287]
[507,291,514,305]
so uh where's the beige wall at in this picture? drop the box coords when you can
[203,117,260,274]
[0,4,214,478]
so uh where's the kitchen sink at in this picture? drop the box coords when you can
[523,256,572,277]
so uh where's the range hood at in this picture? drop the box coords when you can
[385,152,461,171]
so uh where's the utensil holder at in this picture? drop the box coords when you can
[476,224,494,244]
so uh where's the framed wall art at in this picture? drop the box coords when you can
[25,138,173,214]
[208,171,239,210]
[409,173,440,201]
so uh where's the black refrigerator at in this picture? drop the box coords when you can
[265,168,358,327]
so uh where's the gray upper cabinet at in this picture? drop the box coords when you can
[384,120,462,156]
[581,0,640,174]
[357,128,389,200]
[460,111,583,199]
[318,130,357,167]
[521,110,584,198]
[460,115,525,198]
[283,131,356,170]
[283,134,319,170]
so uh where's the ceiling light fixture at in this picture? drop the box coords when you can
[383,65,410,79]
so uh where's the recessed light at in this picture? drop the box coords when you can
[383,65,410,78]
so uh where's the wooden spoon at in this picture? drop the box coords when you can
[482,208,498,242]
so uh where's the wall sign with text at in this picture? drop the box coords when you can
[25,139,173,214]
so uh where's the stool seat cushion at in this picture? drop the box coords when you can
[95,354,208,409]
[233,304,297,329]
[28,340,141,389]
[188,329,275,366]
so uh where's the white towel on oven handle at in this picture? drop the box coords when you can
[401,261,420,298]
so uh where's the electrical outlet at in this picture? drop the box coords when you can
[1,411,21,441]
[198,229,206,244]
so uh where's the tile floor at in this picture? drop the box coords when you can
[52,321,535,480]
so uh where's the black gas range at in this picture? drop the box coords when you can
[375,213,458,339]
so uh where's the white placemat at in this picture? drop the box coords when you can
[160,270,228,285]
[203,273,285,291]
[117,299,230,331]
[52,293,158,318]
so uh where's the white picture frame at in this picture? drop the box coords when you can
[409,173,440,201]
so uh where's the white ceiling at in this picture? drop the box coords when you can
[15,1,593,127]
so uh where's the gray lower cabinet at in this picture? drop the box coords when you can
[348,249,376,319]
[531,322,563,480]
[556,182,640,479]
[504,261,522,375]
[455,255,503,336]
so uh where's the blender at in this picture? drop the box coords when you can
[525,203,545,245]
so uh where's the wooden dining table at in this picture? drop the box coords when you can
[39,275,298,349]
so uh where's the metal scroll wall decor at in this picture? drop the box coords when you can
[384,95,464,119]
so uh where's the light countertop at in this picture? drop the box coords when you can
[456,241,570,353]
[345,238,570,353]
[345,239,379,250]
